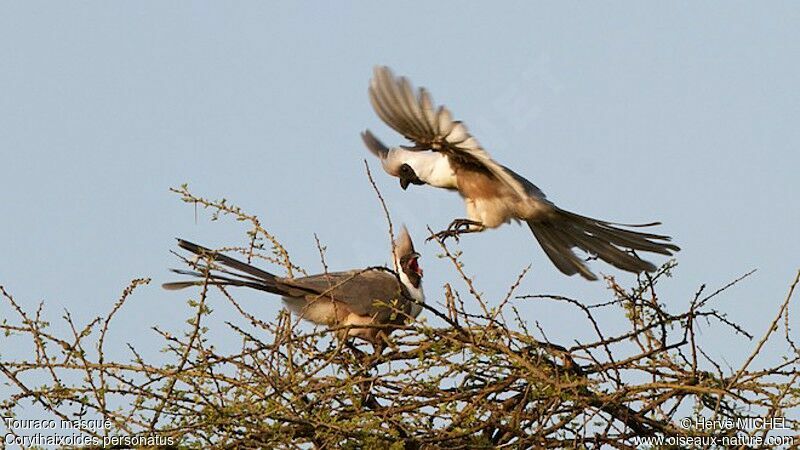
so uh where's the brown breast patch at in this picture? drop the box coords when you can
[456,167,505,199]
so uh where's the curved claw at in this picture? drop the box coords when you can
[426,219,485,243]
[450,219,482,232]
[429,228,461,243]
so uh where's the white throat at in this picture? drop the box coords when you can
[390,148,457,189]
[393,256,425,318]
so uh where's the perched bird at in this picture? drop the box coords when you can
[363,66,679,281]
[163,227,424,345]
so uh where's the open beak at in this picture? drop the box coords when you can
[410,252,422,276]
[400,177,410,190]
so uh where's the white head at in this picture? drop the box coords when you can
[362,130,427,190]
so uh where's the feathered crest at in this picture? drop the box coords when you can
[393,225,416,259]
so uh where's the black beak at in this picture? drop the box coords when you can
[398,167,423,190]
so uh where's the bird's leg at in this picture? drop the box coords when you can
[370,335,388,357]
[450,218,483,232]
[345,339,368,359]
[427,219,485,243]
[344,337,385,410]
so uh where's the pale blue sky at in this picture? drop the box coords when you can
[1,1,798,404]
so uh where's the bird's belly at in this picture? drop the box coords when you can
[343,313,380,341]
[457,168,556,226]
[465,197,515,228]
[465,195,556,228]
[283,297,347,325]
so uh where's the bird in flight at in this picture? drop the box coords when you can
[163,227,424,346]
[362,66,678,280]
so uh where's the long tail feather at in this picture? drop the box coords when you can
[163,239,284,294]
[528,209,678,280]
[176,239,278,281]
[529,222,598,280]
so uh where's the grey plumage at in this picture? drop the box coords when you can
[527,210,676,281]
[361,129,390,160]
[163,231,424,343]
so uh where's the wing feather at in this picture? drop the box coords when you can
[369,66,530,200]
[419,88,437,134]
[399,78,431,137]
[361,130,389,159]
[281,269,404,317]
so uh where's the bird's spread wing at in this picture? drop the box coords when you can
[361,129,389,160]
[369,66,530,200]
[280,268,406,317]
[361,130,402,177]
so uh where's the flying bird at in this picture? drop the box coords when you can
[362,66,678,281]
[163,227,424,346]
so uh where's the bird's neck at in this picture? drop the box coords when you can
[393,256,425,315]
[404,152,457,189]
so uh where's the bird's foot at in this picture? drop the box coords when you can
[449,218,482,232]
[426,219,484,243]
[345,340,368,359]
[428,228,462,243]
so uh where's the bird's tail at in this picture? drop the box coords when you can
[527,209,680,281]
[162,239,286,295]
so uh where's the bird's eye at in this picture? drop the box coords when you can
[400,164,413,175]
